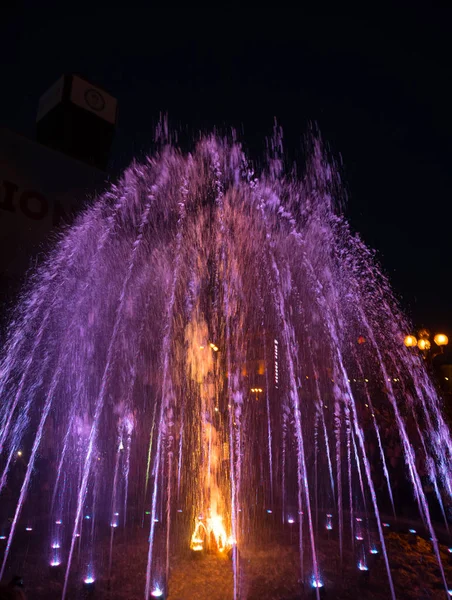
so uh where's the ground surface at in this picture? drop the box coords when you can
[3,523,452,598]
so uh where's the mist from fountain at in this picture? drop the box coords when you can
[0,123,451,599]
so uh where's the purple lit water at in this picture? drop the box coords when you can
[0,125,451,598]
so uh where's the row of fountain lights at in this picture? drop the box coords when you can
[6,334,449,598]
[0,514,165,598]
[272,511,452,595]
[3,508,452,597]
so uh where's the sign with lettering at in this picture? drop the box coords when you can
[0,128,105,281]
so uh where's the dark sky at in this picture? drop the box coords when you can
[2,6,452,332]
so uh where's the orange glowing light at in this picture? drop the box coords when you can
[187,317,233,556]
[357,336,366,344]
[404,335,417,348]
[434,333,448,347]
[417,338,431,351]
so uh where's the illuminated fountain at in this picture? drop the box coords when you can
[0,123,452,598]
[186,317,234,556]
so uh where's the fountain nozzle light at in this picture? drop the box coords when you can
[310,577,326,598]
[83,576,95,591]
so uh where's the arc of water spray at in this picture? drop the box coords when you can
[145,174,188,600]
[63,194,155,600]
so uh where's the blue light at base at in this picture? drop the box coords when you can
[370,547,379,555]
[311,576,324,588]
[84,515,91,520]
[325,514,333,530]
[266,509,272,514]
[151,586,164,597]
[0,536,6,540]
[50,560,61,567]
[25,527,32,532]
[358,561,369,571]
[408,529,416,534]
[84,576,95,585]
[287,517,295,524]
[448,548,452,554]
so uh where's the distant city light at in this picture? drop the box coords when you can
[274,339,279,387]
[17,450,23,457]
[55,520,62,525]
[25,527,32,532]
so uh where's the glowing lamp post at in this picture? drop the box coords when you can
[434,333,449,347]
[404,335,417,348]
[404,330,449,362]
[417,338,430,351]
[251,387,263,401]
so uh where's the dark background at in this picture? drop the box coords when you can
[1,6,451,332]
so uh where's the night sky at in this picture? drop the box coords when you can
[2,6,452,332]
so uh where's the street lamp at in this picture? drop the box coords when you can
[404,330,449,361]
[418,338,431,351]
[250,388,263,401]
[404,335,417,348]
[434,334,449,347]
